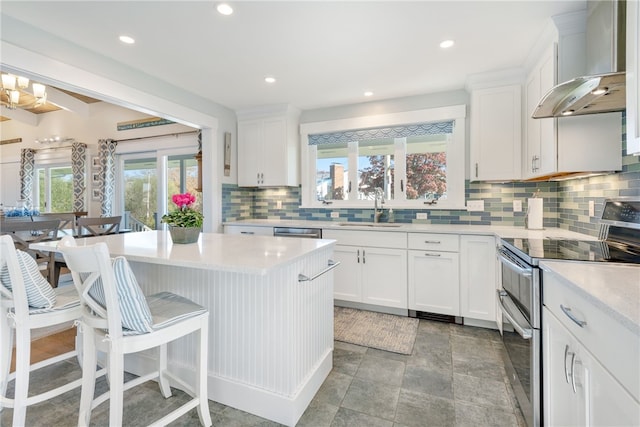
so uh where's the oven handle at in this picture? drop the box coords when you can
[496,290,533,339]
[497,247,533,277]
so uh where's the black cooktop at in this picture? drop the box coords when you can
[501,237,640,265]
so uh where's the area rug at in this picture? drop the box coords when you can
[334,307,419,355]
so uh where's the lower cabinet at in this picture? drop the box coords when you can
[332,244,407,309]
[459,235,496,322]
[543,307,640,426]
[408,250,459,315]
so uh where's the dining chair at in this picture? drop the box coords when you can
[76,215,122,237]
[0,219,60,285]
[0,235,83,427]
[58,236,212,427]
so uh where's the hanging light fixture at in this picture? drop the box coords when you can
[1,73,48,110]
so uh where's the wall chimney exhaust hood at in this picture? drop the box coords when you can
[533,0,626,119]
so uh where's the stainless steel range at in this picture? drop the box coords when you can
[496,198,640,427]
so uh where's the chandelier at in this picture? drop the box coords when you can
[1,73,47,110]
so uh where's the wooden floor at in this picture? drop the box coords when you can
[9,327,76,372]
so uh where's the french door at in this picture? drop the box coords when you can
[116,140,199,230]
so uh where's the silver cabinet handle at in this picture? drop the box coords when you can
[357,249,360,263]
[423,240,441,244]
[570,352,578,394]
[423,253,441,257]
[560,305,587,328]
[475,162,478,178]
[362,249,365,264]
[564,345,571,384]
[240,231,255,235]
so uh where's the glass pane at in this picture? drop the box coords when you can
[358,139,394,201]
[316,143,348,201]
[38,169,45,211]
[50,166,73,212]
[167,155,201,212]
[405,135,448,201]
[124,158,157,229]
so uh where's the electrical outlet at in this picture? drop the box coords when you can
[330,211,340,218]
[276,200,282,209]
[466,200,485,212]
[589,200,595,217]
[513,200,522,212]
[416,212,428,220]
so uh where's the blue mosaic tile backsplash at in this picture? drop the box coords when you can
[223,116,639,238]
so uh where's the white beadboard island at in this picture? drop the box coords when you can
[34,230,337,426]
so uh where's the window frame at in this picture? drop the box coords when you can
[300,105,466,209]
[33,148,74,213]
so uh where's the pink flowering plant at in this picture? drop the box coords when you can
[161,192,203,228]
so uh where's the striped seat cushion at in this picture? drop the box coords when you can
[87,256,153,334]
[0,250,56,309]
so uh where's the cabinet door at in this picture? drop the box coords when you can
[543,308,588,426]
[361,247,407,309]
[237,120,263,186]
[224,225,273,236]
[525,44,557,179]
[408,250,459,315]
[470,85,521,181]
[460,235,496,321]
[332,245,362,302]
[261,117,287,186]
[627,0,640,155]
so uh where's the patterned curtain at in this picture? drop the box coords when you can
[97,139,117,216]
[19,148,35,209]
[71,142,87,212]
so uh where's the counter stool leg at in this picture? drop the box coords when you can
[78,328,97,427]
[196,319,212,427]
[0,313,13,413]
[158,344,171,398]
[12,327,31,426]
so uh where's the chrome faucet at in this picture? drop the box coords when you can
[374,187,384,223]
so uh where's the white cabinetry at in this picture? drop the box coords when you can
[459,235,496,322]
[627,0,640,155]
[407,233,459,316]
[524,13,622,180]
[543,268,640,426]
[224,224,273,236]
[470,85,521,181]
[236,105,300,187]
[323,229,407,310]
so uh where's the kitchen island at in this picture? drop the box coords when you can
[33,230,337,426]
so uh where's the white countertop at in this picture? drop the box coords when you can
[32,230,335,275]
[225,219,596,240]
[540,261,640,335]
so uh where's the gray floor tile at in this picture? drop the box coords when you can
[450,324,502,342]
[355,354,405,386]
[454,401,518,427]
[297,401,339,427]
[366,347,411,362]
[311,370,353,406]
[402,364,454,400]
[417,319,452,336]
[453,373,512,410]
[341,378,400,421]
[331,407,394,427]
[450,334,503,364]
[452,357,506,382]
[395,388,456,427]
[333,346,365,376]
[334,340,368,354]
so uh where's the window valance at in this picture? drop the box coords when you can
[308,120,454,146]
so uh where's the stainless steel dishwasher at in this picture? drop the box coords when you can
[273,227,322,239]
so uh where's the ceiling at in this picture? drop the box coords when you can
[0,1,587,113]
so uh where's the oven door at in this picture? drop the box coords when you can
[497,289,541,427]
[497,246,540,329]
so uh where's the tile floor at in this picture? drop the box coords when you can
[2,319,526,426]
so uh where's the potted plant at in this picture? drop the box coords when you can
[161,192,203,244]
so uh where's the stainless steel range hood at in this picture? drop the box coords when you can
[533,0,626,119]
[532,71,625,118]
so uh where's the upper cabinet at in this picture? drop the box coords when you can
[237,105,301,187]
[523,11,622,180]
[627,0,640,155]
[470,84,522,181]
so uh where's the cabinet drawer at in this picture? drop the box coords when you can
[408,233,459,252]
[224,225,273,236]
[544,272,640,401]
[322,229,406,249]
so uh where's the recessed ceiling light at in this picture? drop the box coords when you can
[217,3,233,15]
[364,91,373,97]
[264,76,276,84]
[439,40,454,49]
[119,35,135,44]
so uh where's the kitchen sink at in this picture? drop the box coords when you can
[336,223,402,227]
